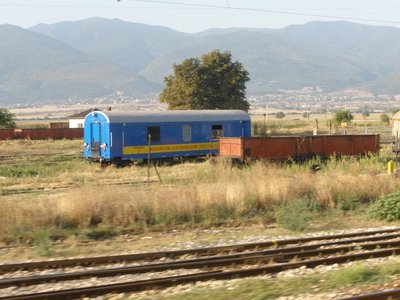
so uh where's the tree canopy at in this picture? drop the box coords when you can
[0,109,16,128]
[362,106,370,117]
[380,114,390,125]
[332,110,353,125]
[275,111,285,119]
[159,50,250,111]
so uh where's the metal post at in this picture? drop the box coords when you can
[263,113,266,136]
[209,136,213,157]
[364,116,367,134]
[153,161,162,183]
[388,160,394,175]
[313,118,318,135]
[147,133,151,182]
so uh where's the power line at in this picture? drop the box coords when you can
[0,1,399,12]
[0,3,212,9]
[1,1,399,26]
[124,0,400,25]
[0,0,205,10]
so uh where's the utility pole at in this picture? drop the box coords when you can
[263,113,266,128]
[364,115,367,134]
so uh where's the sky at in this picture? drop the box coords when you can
[1,0,400,32]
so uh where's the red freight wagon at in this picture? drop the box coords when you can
[20,128,83,140]
[218,135,380,161]
[0,128,83,140]
[0,129,15,140]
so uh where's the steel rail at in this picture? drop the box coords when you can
[1,179,160,196]
[1,228,399,273]
[2,247,400,300]
[1,238,400,288]
[339,288,400,300]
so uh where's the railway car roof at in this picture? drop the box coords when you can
[86,110,250,123]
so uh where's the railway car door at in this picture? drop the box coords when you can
[90,122,101,158]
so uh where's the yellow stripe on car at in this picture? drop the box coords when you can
[123,142,218,155]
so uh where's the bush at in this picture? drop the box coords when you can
[252,122,267,136]
[0,108,16,128]
[32,230,53,257]
[275,199,313,231]
[380,114,390,125]
[275,112,285,119]
[336,193,360,211]
[333,110,353,125]
[367,190,400,221]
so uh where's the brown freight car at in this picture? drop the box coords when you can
[218,135,380,161]
[0,129,15,140]
[0,128,83,140]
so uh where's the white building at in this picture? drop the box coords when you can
[68,108,100,128]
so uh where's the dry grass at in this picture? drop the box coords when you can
[1,148,399,243]
[0,139,80,155]
[0,127,398,244]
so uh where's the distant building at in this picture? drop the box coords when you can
[49,122,69,129]
[68,108,100,128]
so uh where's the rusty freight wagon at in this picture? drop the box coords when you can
[219,134,380,161]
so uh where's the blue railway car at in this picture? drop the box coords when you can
[83,110,251,163]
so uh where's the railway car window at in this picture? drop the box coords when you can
[211,125,224,139]
[147,126,160,142]
[182,125,192,142]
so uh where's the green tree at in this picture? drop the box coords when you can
[362,110,370,118]
[380,113,390,125]
[302,111,310,119]
[160,50,250,111]
[362,105,370,118]
[275,111,285,119]
[0,108,16,128]
[332,110,353,125]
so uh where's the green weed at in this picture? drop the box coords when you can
[275,198,314,231]
[367,190,400,221]
[32,230,53,257]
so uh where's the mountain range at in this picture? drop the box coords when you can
[1,18,400,105]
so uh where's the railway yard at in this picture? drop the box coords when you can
[3,6,400,298]
[1,117,400,299]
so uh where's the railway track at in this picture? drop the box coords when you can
[1,228,400,299]
[0,152,82,162]
[1,179,161,196]
[1,227,398,272]
[340,288,400,300]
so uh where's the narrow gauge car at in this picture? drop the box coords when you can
[84,110,251,163]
